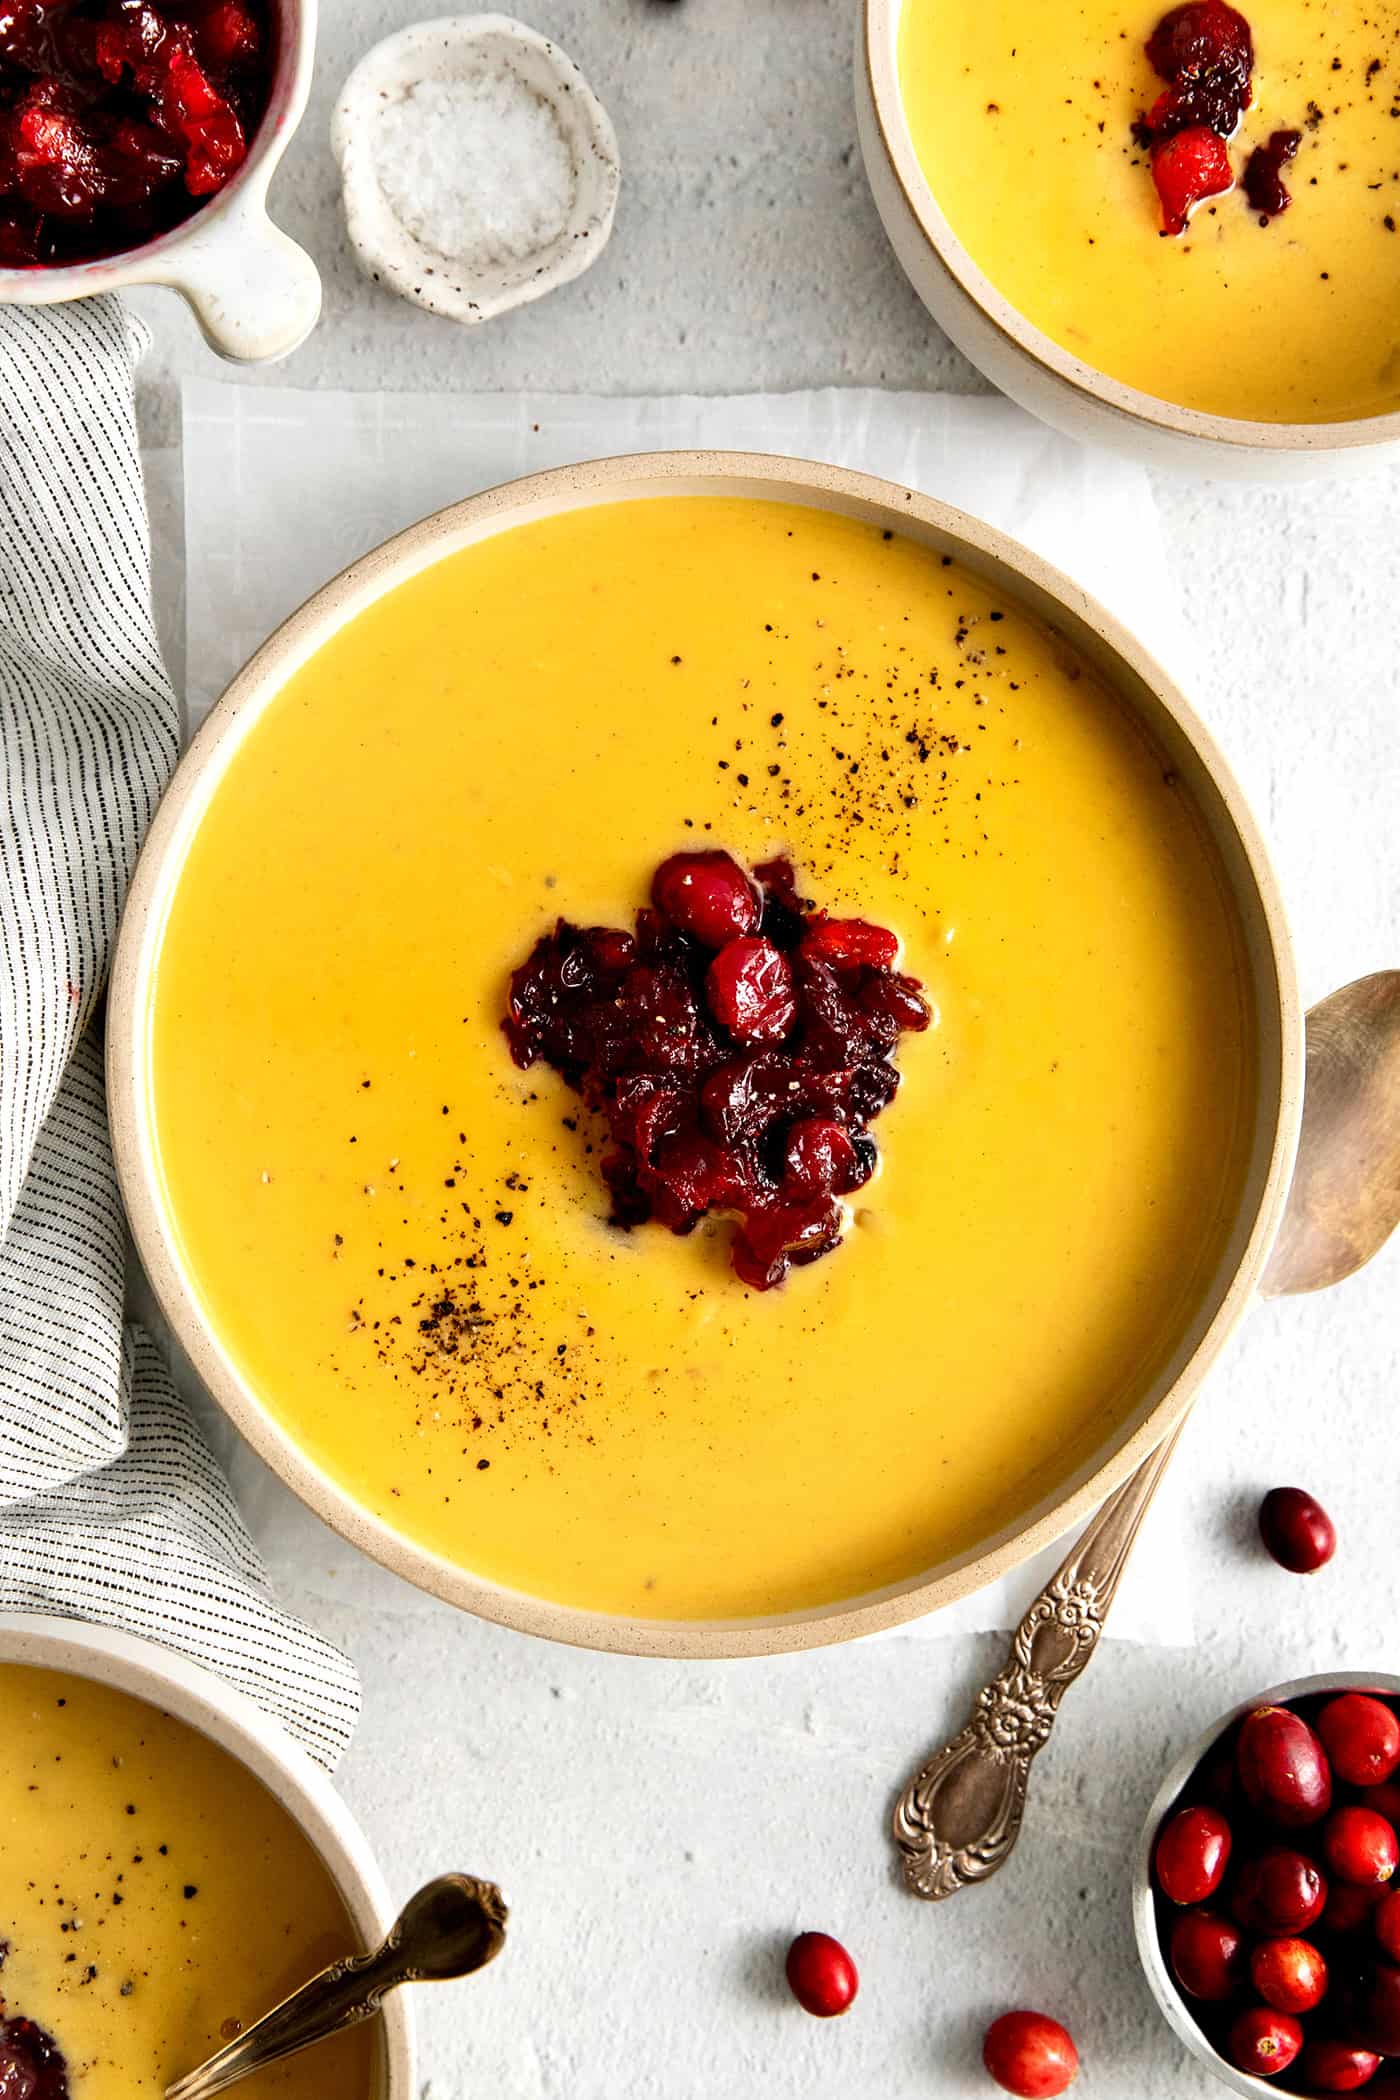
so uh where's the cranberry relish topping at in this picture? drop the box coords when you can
[0,2009,69,2100]
[0,0,271,268]
[1137,2,1302,235]
[504,851,931,1292]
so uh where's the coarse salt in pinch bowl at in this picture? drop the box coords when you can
[332,14,620,325]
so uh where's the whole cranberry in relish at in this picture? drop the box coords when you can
[503,852,931,1290]
[0,0,272,268]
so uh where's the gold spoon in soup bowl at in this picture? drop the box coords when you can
[165,1873,507,2099]
[892,969,1400,1901]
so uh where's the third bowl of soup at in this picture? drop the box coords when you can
[109,452,1300,1655]
[858,0,1400,475]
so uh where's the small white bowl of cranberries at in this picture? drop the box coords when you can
[1136,1673,1400,2096]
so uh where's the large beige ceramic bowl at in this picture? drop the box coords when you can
[0,1613,414,2094]
[109,451,1302,1658]
[856,0,1400,480]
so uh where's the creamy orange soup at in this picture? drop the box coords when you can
[146,496,1256,1620]
[0,1666,375,2098]
[898,0,1400,422]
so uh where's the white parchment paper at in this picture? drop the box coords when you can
[181,381,1197,1644]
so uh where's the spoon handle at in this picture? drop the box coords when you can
[165,1944,402,2100]
[892,1419,1186,1900]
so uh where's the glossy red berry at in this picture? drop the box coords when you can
[1259,1486,1336,1573]
[1374,1890,1400,1962]
[1151,125,1233,235]
[1324,1807,1399,1888]
[1236,1705,1333,1826]
[1233,1846,1327,1934]
[1154,1804,1231,1905]
[1297,2040,1383,2093]
[1146,0,1254,83]
[1227,2006,1303,2079]
[981,2010,1079,2097]
[784,1932,857,2017]
[800,917,900,971]
[783,1117,857,1197]
[1318,1696,1400,1788]
[1169,1909,1246,2000]
[706,937,797,1043]
[651,851,760,949]
[1249,1935,1328,2014]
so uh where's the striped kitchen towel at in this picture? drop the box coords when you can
[0,296,359,1768]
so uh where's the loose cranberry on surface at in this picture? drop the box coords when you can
[1150,124,1234,235]
[1154,1804,1232,1905]
[1146,0,1254,85]
[651,851,760,949]
[784,1931,857,2017]
[1324,1807,1400,1888]
[981,2010,1079,2097]
[800,917,900,971]
[1232,1846,1328,1934]
[1249,1935,1328,2014]
[1169,1909,1247,2000]
[1227,2006,1304,2079]
[1242,128,1303,219]
[1258,1486,1337,1573]
[1299,2040,1383,2092]
[1374,1890,1400,1961]
[1318,1696,1400,1788]
[1236,1705,1333,1826]
[706,937,797,1044]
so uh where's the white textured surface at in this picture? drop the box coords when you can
[126,3,1400,2094]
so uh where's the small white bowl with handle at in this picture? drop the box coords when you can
[0,0,321,364]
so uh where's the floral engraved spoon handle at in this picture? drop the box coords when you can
[892,1421,1185,1900]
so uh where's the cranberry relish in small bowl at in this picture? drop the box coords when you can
[1136,1674,1400,2095]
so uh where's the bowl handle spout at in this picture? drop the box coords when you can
[156,196,321,365]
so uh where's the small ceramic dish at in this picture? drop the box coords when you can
[332,14,620,326]
[1134,1671,1400,2095]
[856,0,1400,480]
[0,1611,415,2095]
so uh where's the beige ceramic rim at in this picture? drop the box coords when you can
[108,449,1302,1659]
[861,0,1400,462]
[0,1612,415,2096]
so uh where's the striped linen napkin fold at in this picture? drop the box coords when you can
[0,295,359,1768]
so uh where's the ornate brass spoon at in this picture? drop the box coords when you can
[165,1873,508,2099]
[893,970,1400,1902]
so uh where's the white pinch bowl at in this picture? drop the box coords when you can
[0,0,320,362]
[0,1612,415,2097]
[332,14,621,326]
[856,0,1400,481]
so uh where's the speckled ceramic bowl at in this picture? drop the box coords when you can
[0,0,320,363]
[108,450,1302,1658]
[856,0,1400,480]
[0,1612,414,2095]
[1134,1671,1400,2095]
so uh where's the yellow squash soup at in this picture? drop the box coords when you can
[0,1666,375,2098]
[897,0,1400,422]
[148,496,1255,1621]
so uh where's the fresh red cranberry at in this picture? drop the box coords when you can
[706,938,797,1044]
[652,851,760,949]
[1146,1,1253,84]
[801,917,900,971]
[1324,1808,1399,1888]
[1258,1486,1336,1572]
[784,1932,857,2017]
[1319,1697,1400,1789]
[1236,1705,1333,1826]
[1250,1935,1328,2014]
[1150,125,1234,235]
[1325,1880,1385,1936]
[783,1117,858,1197]
[1227,2006,1303,2079]
[1298,2040,1383,2093]
[1233,1846,1328,1934]
[1154,1804,1232,1905]
[1169,1909,1246,2000]
[1243,129,1302,219]
[981,2010,1079,2097]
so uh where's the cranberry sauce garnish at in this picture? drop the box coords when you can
[1242,127,1302,219]
[0,0,272,268]
[0,2008,70,2100]
[1137,2,1309,234]
[503,851,931,1292]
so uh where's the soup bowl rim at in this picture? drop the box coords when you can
[107,446,1303,1657]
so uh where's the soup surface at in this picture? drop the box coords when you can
[0,1664,375,2098]
[147,495,1256,1621]
[897,0,1400,423]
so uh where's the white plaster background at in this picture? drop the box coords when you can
[125,2,1400,2094]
